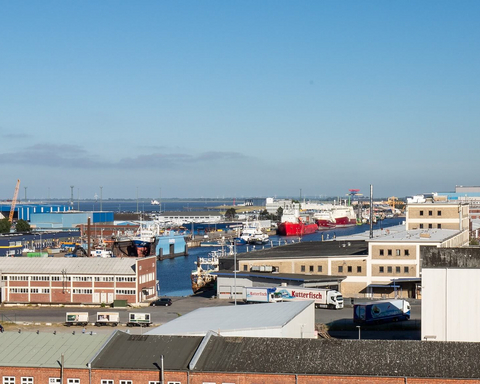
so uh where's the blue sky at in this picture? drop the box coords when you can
[1,1,479,200]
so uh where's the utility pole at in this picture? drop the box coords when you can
[369,184,373,239]
[70,186,74,206]
[100,186,103,211]
[24,186,27,202]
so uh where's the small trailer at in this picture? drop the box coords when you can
[95,312,120,327]
[127,313,152,327]
[65,312,89,326]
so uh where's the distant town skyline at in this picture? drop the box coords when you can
[2,1,480,199]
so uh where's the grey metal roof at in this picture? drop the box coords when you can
[0,331,111,368]
[92,332,203,371]
[215,271,346,283]
[368,228,460,243]
[194,336,480,379]
[0,257,137,275]
[226,240,368,261]
[145,301,312,336]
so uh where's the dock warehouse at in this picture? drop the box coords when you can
[215,271,345,301]
[0,230,80,257]
[0,255,157,305]
[145,300,316,338]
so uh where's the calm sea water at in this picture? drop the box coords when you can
[73,199,265,213]
[158,217,405,297]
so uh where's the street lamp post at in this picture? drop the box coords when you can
[234,241,237,306]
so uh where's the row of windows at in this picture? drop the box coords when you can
[3,276,136,282]
[1,377,206,384]
[116,289,136,295]
[379,249,410,256]
[419,210,442,216]
[419,224,442,229]
[300,265,324,273]
[73,289,93,294]
[338,265,361,273]
[9,288,50,293]
[3,378,182,384]
[378,266,410,274]
[139,272,155,284]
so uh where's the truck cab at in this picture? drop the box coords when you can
[327,291,344,309]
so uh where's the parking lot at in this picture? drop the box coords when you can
[0,295,421,339]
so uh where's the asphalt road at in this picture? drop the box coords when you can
[0,296,421,339]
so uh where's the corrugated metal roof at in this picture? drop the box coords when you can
[92,332,203,370]
[194,336,480,379]
[145,301,312,336]
[0,257,137,275]
[0,331,111,368]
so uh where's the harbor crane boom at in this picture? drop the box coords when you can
[9,179,20,223]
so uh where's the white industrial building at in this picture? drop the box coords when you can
[145,300,316,339]
[421,247,480,342]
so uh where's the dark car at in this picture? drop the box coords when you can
[150,298,172,307]
[0,324,4,333]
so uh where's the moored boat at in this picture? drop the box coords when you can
[191,246,232,293]
[276,210,318,236]
[314,205,357,229]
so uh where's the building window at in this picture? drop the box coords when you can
[149,382,160,384]
[357,266,362,273]
[116,277,136,282]
[3,378,15,384]
[428,224,433,229]
[437,210,442,216]
[317,265,323,272]
[100,381,113,384]
[338,266,343,273]
[437,224,442,229]
[387,266,392,273]
[387,249,392,256]
[115,289,136,295]
[379,249,384,256]
[67,380,80,384]
[73,289,93,294]
[404,249,410,256]
[396,249,401,256]
[420,210,423,216]
[404,266,409,273]
[396,266,401,273]
[428,210,433,216]
[243,265,247,271]
[379,266,384,273]
[419,224,424,229]
[21,378,33,384]
[347,266,352,273]
[309,265,314,272]
[301,265,305,272]
[167,382,181,384]
[119,381,132,384]
[49,380,60,384]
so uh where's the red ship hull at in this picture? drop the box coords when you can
[317,216,357,229]
[277,222,318,236]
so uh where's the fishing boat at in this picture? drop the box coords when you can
[191,245,232,293]
[239,223,269,244]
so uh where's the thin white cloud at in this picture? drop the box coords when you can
[0,144,251,169]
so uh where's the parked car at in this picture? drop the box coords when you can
[150,298,172,307]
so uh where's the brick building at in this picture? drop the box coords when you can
[0,256,157,305]
[1,330,480,383]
